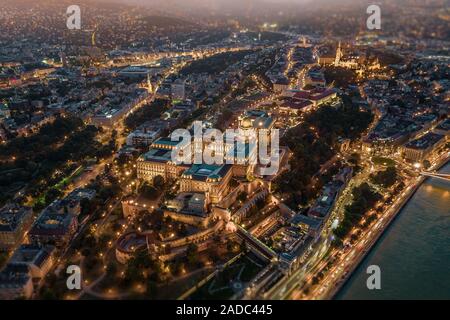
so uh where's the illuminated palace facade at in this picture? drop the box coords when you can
[179,164,233,204]
[136,137,237,204]
[136,110,276,203]
[136,137,190,182]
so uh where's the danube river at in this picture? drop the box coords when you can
[337,162,450,300]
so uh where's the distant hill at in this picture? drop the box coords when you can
[139,15,198,28]
[100,0,312,17]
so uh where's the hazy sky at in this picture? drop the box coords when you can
[104,0,314,5]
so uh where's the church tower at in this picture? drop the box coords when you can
[147,73,153,94]
[335,41,343,66]
[60,51,67,68]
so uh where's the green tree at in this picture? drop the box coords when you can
[152,175,165,190]
[0,253,8,269]
[146,279,158,298]
[370,166,398,188]
[186,243,199,265]
[106,262,118,277]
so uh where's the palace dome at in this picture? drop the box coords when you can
[241,117,252,129]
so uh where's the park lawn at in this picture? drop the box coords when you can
[372,156,396,167]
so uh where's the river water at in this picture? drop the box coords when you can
[337,162,450,300]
